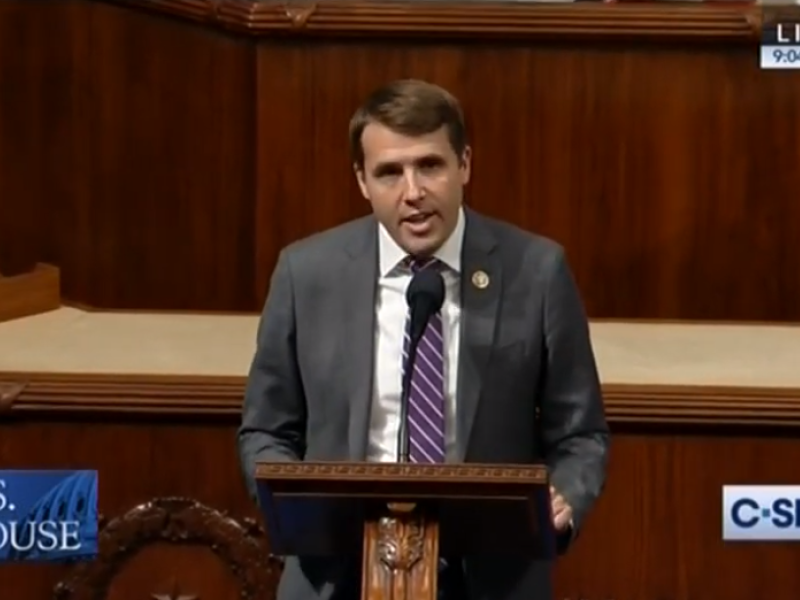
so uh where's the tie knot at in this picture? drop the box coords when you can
[405,256,441,273]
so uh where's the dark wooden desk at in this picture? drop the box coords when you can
[1,310,800,599]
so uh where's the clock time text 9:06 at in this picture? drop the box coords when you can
[760,45,800,69]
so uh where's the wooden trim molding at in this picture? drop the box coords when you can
[101,0,763,42]
[0,373,243,417]
[603,383,800,426]
[1,372,798,427]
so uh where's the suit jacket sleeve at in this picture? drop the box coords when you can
[538,247,609,539]
[238,249,307,501]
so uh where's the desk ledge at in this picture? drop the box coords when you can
[0,372,798,427]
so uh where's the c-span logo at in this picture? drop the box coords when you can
[0,470,98,562]
[723,485,800,541]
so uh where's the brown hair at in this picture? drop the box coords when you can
[348,79,467,169]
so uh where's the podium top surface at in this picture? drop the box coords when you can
[256,461,547,483]
[255,462,549,500]
[256,461,555,557]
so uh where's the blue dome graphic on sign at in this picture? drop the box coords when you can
[3,470,98,561]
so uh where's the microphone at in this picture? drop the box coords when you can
[397,267,445,463]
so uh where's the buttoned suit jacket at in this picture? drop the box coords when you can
[238,207,610,600]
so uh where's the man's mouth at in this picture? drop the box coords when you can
[403,212,433,224]
[401,212,436,235]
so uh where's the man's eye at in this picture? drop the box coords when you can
[419,160,443,170]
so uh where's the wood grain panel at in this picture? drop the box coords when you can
[2,0,800,319]
[253,38,800,320]
[560,428,800,600]
[0,0,256,310]
[0,374,799,599]
[0,0,86,276]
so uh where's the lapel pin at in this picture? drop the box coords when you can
[471,270,489,289]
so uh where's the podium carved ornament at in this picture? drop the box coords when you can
[256,461,546,482]
[377,516,425,571]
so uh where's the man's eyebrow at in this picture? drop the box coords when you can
[414,153,446,164]
[371,160,401,176]
[372,154,446,172]
[373,159,400,169]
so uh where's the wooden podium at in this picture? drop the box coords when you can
[255,461,555,600]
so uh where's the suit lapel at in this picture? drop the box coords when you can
[341,219,378,460]
[456,209,501,461]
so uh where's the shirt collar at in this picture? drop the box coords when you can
[378,207,465,277]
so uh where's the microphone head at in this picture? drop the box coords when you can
[406,267,445,342]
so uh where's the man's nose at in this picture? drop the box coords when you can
[402,169,424,201]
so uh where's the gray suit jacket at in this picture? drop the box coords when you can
[238,207,609,600]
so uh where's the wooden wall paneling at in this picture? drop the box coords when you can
[0,0,87,277]
[1,372,800,600]
[0,0,257,310]
[2,0,800,319]
[77,1,257,310]
[253,37,800,321]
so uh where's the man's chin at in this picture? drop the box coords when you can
[399,234,441,258]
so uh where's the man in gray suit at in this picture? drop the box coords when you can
[239,79,609,600]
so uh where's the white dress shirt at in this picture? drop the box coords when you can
[366,208,465,463]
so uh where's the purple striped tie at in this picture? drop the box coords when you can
[402,257,446,463]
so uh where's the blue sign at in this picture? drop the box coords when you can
[0,470,98,562]
[723,485,800,541]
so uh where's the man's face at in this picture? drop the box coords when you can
[355,123,471,257]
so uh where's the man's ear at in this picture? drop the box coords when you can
[459,145,472,185]
[354,163,369,200]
